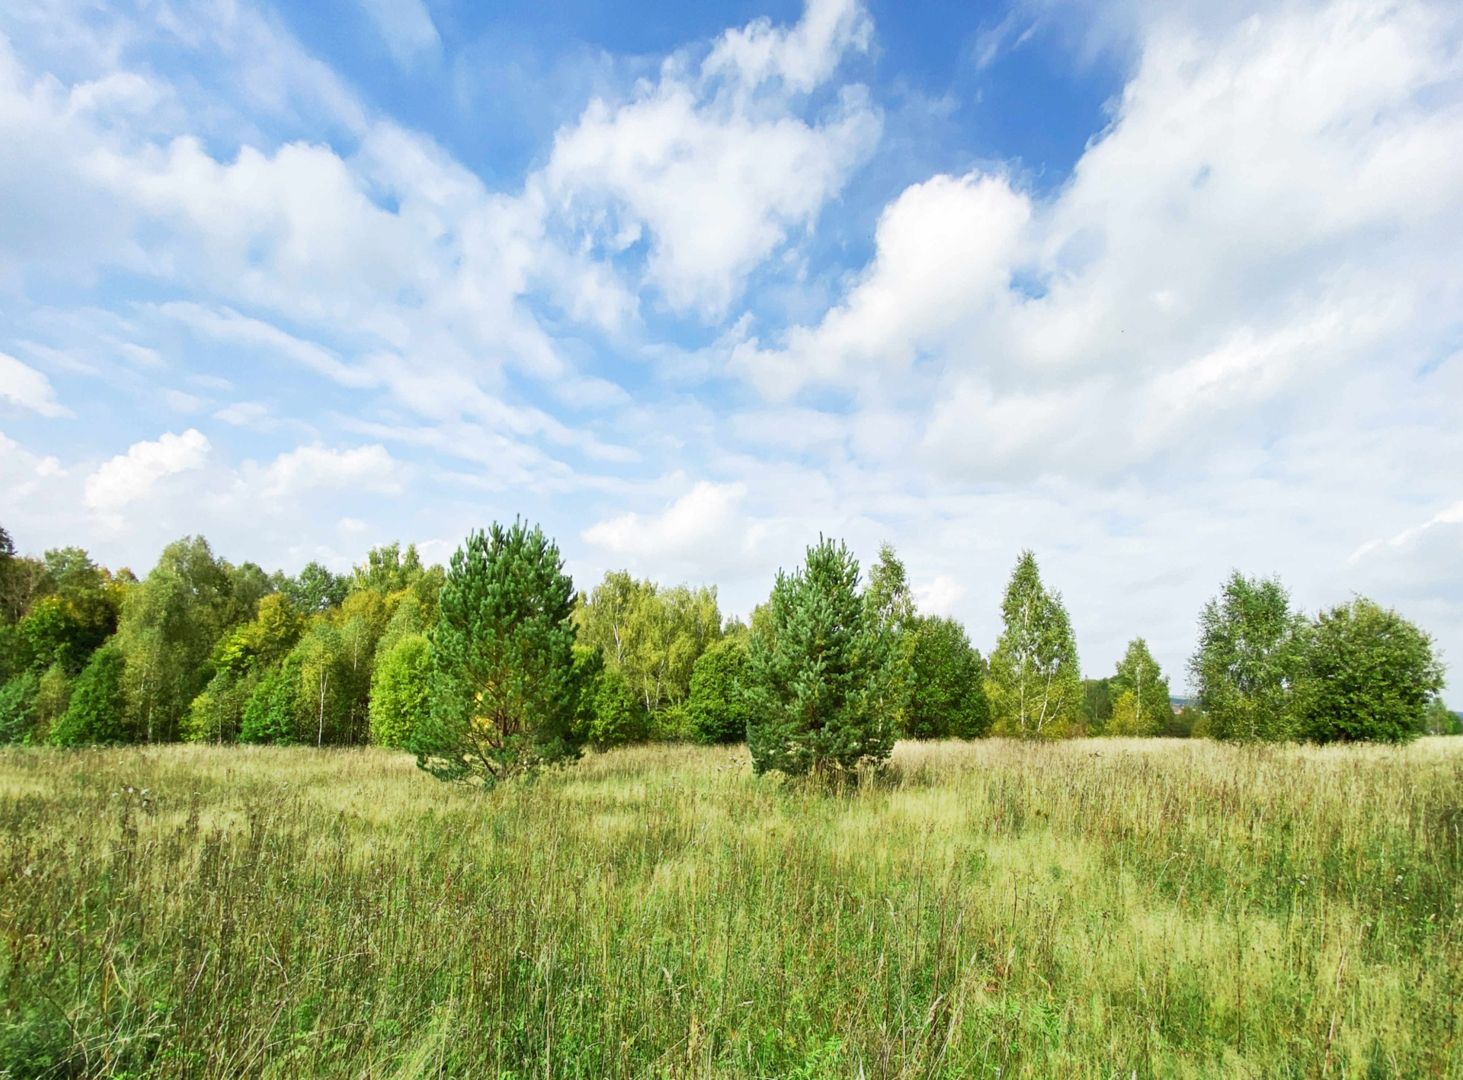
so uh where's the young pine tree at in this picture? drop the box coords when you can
[414,521,584,786]
[745,537,893,776]
[986,551,1082,739]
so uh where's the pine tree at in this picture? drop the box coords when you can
[745,537,893,776]
[414,521,584,786]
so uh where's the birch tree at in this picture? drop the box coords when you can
[986,551,1082,739]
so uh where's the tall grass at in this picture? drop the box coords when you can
[1,738,1459,1078]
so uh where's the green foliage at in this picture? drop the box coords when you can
[986,551,1082,739]
[575,571,721,718]
[0,672,39,744]
[295,621,350,747]
[864,543,917,730]
[745,537,893,776]
[1080,678,1114,734]
[1296,597,1444,744]
[182,669,258,744]
[350,542,425,595]
[582,659,650,751]
[286,561,348,613]
[687,635,752,744]
[1421,697,1461,736]
[30,663,71,744]
[50,643,131,746]
[904,615,990,739]
[369,632,433,750]
[1107,638,1171,736]
[415,522,584,786]
[115,536,245,742]
[240,655,305,745]
[1189,572,1309,742]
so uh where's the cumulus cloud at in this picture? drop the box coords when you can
[0,353,71,417]
[84,428,210,515]
[255,444,405,499]
[542,0,880,317]
[583,481,767,573]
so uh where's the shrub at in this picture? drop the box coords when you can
[51,643,131,746]
[687,635,751,744]
[0,673,39,744]
[1297,597,1444,744]
[904,616,990,739]
[370,633,433,750]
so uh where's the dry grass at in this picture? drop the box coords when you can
[1,738,1460,1077]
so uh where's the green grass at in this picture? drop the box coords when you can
[1,738,1460,1078]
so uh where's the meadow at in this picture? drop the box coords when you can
[1,738,1460,1079]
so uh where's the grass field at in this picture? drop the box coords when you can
[1,739,1460,1078]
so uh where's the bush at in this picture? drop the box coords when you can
[1297,598,1444,744]
[240,656,304,745]
[687,636,751,744]
[0,672,39,744]
[904,616,990,739]
[51,643,132,746]
[584,662,650,750]
[745,538,893,776]
[369,633,433,749]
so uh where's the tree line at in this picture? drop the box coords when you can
[0,521,1453,779]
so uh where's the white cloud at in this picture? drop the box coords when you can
[913,574,966,617]
[705,0,872,93]
[541,0,881,318]
[0,352,71,417]
[84,428,210,515]
[583,481,766,573]
[356,0,440,70]
[256,444,404,499]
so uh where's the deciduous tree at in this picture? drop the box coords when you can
[1296,597,1444,744]
[1189,572,1308,742]
[986,551,1082,739]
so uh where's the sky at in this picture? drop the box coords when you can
[1,0,1461,702]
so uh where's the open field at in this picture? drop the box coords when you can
[1,739,1460,1079]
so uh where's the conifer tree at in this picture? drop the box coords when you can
[745,537,893,776]
[414,521,584,786]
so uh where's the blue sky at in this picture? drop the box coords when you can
[2,0,1461,701]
